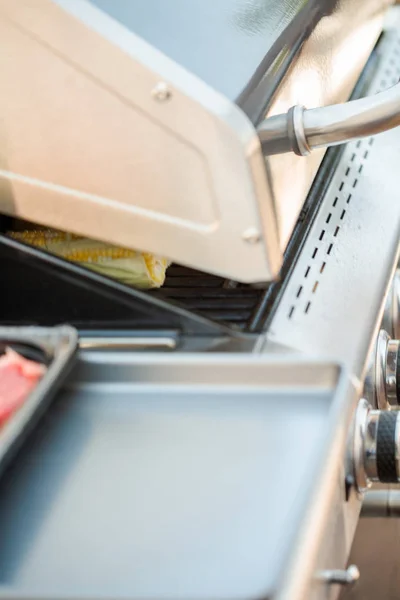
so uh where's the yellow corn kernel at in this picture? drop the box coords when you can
[65,249,136,263]
[9,229,78,245]
[7,228,169,288]
[143,253,169,286]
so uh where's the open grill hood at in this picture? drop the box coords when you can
[0,0,390,282]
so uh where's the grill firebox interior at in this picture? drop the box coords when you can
[155,266,267,330]
[0,216,269,332]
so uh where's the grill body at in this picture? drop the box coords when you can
[1,3,400,600]
[0,0,389,282]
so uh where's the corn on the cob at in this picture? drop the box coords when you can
[8,229,169,288]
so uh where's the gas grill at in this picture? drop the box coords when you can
[1,1,400,599]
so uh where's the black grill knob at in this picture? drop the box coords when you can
[376,411,399,483]
[353,400,400,490]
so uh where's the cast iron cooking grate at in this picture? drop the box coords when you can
[0,213,269,332]
[0,216,268,332]
[152,265,265,330]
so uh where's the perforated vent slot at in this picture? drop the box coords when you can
[287,136,373,320]
[286,31,400,322]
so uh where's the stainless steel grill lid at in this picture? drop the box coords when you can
[88,0,338,118]
[0,0,387,282]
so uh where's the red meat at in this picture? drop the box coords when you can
[0,348,46,426]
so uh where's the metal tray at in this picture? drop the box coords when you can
[0,326,78,477]
[0,351,352,600]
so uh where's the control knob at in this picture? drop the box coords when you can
[370,330,400,408]
[352,399,400,491]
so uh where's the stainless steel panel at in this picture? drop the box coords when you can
[88,0,304,103]
[0,353,351,600]
[341,515,400,600]
[266,0,390,249]
[259,23,400,599]
[0,0,280,283]
[0,0,389,282]
[262,22,400,377]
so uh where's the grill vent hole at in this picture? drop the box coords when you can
[283,33,393,323]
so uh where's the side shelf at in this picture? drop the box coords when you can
[0,352,353,600]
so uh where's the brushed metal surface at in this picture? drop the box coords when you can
[0,0,389,282]
[0,354,348,600]
[263,22,400,375]
[259,78,400,155]
[303,83,400,150]
[341,515,400,599]
[0,0,281,283]
[258,24,400,599]
[89,0,304,103]
[266,0,391,248]
[0,5,397,599]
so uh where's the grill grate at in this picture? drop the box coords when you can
[0,215,269,332]
[152,265,267,330]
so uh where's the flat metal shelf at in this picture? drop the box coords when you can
[0,352,348,600]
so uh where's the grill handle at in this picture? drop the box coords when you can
[257,82,400,156]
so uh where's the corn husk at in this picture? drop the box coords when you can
[8,229,169,288]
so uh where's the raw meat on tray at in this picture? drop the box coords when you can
[0,348,46,426]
